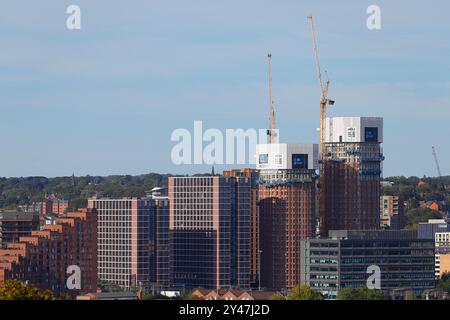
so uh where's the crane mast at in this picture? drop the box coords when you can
[432,146,449,215]
[308,16,330,158]
[432,146,443,179]
[267,53,277,144]
[308,16,333,235]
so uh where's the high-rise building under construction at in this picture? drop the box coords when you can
[255,53,319,290]
[321,117,384,234]
[256,143,318,290]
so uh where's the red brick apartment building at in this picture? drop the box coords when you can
[18,199,69,216]
[321,117,383,234]
[380,195,405,229]
[0,208,97,297]
[51,199,69,215]
[255,143,318,291]
[0,211,40,243]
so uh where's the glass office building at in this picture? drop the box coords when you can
[168,175,251,290]
[301,230,435,299]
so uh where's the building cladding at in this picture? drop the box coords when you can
[0,208,97,297]
[256,143,318,290]
[0,211,40,244]
[152,190,170,292]
[418,219,450,240]
[88,198,156,291]
[322,117,383,234]
[168,175,251,291]
[222,169,259,288]
[435,232,450,278]
[301,230,435,299]
[380,196,405,230]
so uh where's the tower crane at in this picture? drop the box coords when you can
[308,16,334,156]
[308,16,335,235]
[432,146,449,215]
[267,53,277,144]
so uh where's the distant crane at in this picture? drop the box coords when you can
[308,16,335,235]
[432,146,449,214]
[267,53,277,144]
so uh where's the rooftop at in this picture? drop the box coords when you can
[0,212,39,220]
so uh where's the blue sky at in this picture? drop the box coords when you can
[0,0,449,178]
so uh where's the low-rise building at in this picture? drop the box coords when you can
[191,288,280,300]
[419,200,445,212]
[438,254,450,278]
[77,291,141,300]
[418,219,450,240]
[435,232,450,278]
[0,208,97,298]
[52,199,69,215]
[380,196,405,229]
[17,198,70,216]
[301,230,436,299]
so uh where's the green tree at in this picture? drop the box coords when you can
[287,284,324,300]
[142,293,168,300]
[337,286,388,300]
[405,207,442,229]
[97,279,123,293]
[0,280,58,300]
[398,185,416,200]
[0,173,174,211]
[179,291,202,300]
[269,292,286,300]
[437,272,450,293]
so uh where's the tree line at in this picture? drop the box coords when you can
[0,173,173,211]
[1,174,448,229]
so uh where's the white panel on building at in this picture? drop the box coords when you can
[325,117,383,143]
[255,143,318,170]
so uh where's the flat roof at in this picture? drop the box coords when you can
[0,212,39,220]
[93,292,138,300]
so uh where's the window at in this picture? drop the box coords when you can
[275,154,282,165]
[292,154,308,169]
[347,127,356,141]
[365,127,378,142]
[259,154,268,164]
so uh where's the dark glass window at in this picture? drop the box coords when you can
[259,154,268,164]
[365,127,378,142]
[292,154,308,169]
